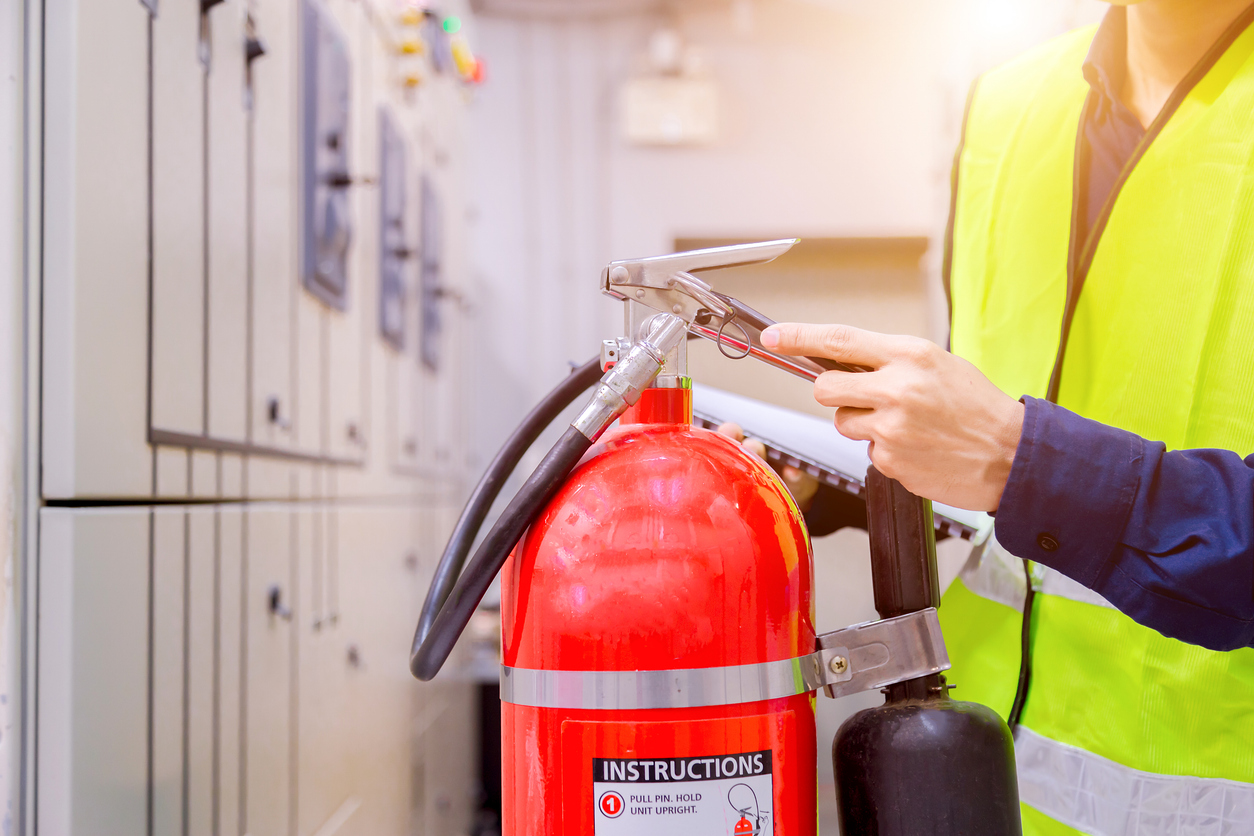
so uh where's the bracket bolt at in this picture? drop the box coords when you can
[672,304,683,314]
[829,655,849,675]
[635,289,645,299]
[610,266,630,285]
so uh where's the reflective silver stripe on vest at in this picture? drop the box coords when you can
[959,534,1115,611]
[1038,566,1115,610]
[1016,726,1254,835]
[959,533,1027,609]
[500,655,819,710]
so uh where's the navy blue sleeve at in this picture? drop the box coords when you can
[994,396,1254,651]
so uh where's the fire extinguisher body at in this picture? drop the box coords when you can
[500,388,817,835]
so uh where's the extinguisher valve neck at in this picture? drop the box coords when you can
[572,314,687,441]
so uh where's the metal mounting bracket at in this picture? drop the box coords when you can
[812,607,950,699]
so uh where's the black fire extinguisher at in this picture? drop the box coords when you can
[835,466,1021,835]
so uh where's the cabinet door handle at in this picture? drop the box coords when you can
[347,422,368,448]
[267,397,291,431]
[267,585,293,621]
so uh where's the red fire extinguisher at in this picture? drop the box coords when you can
[501,381,815,833]
[410,241,1021,836]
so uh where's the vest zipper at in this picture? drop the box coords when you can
[941,81,980,343]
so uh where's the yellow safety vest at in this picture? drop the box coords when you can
[943,12,1254,836]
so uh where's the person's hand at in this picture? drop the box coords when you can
[715,422,821,511]
[760,323,1023,512]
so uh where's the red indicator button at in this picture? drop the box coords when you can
[599,791,625,818]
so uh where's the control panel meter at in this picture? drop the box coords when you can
[301,0,353,309]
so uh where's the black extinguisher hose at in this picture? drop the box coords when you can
[409,313,689,682]
[410,426,595,681]
[413,355,602,651]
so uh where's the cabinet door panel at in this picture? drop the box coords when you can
[41,0,151,498]
[207,0,250,443]
[218,508,246,835]
[297,506,358,834]
[250,0,296,453]
[245,507,294,836]
[152,0,207,438]
[37,509,149,835]
[188,510,217,836]
[336,507,453,833]
[151,509,185,836]
[151,508,218,836]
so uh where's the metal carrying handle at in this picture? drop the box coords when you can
[602,239,873,382]
[603,239,800,287]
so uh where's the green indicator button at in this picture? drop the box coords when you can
[442,16,461,34]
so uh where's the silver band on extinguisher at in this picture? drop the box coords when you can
[501,655,824,710]
[500,608,950,710]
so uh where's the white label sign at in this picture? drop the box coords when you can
[592,750,773,835]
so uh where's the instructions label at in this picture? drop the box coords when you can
[592,750,773,835]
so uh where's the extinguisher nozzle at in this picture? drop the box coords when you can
[572,314,687,441]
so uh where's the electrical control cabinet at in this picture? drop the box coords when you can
[42,0,478,498]
[301,0,353,310]
[35,0,481,831]
[37,502,462,835]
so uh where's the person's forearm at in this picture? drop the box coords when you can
[996,398,1254,651]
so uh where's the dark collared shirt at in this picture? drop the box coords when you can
[995,9,1254,651]
[1076,7,1146,253]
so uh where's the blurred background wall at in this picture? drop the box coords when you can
[467,0,1103,428]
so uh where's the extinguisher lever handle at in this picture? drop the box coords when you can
[602,239,799,298]
[706,294,873,376]
[601,239,873,383]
